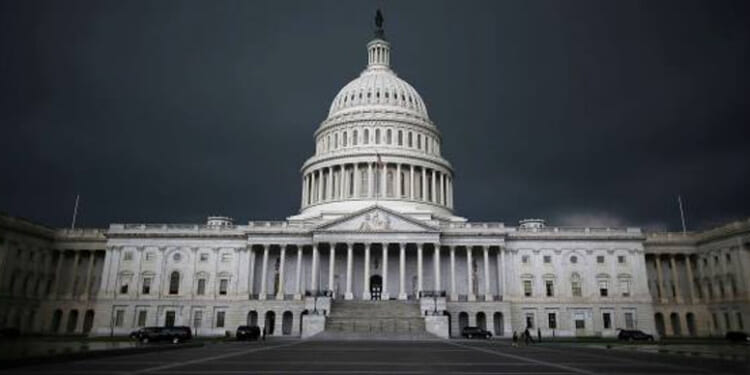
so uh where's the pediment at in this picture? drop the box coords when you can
[315,206,438,233]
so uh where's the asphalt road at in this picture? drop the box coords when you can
[1,339,748,375]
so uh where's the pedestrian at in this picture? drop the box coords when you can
[262,326,266,342]
[537,327,542,343]
[512,331,518,347]
[524,327,531,345]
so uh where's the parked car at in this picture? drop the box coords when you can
[0,327,20,338]
[236,325,261,341]
[130,326,192,344]
[725,331,749,343]
[462,326,492,339]
[617,329,655,342]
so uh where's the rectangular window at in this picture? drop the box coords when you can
[120,283,129,294]
[575,313,585,329]
[572,281,582,297]
[525,313,534,329]
[219,279,228,295]
[221,253,232,262]
[200,253,209,262]
[624,312,635,329]
[521,255,529,264]
[617,255,626,264]
[145,252,155,261]
[165,311,176,327]
[523,280,532,297]
[545,280,554,297]
[193,311,203,328]
[114,310,125,327]
[137,310,147,327]
[124,252,133,261]
[603,312,612,329]
[197,279,206,295]
[142,277,151,294]
[724,312,732,330]
[216,311,225,328]
[597,255,605,264]
[599,280,609,297]
[543,255,551,264]
[620,280,631,297]
[548,313,557,329]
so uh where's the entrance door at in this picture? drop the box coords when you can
[165,311,176,327]
[370,275,382,300]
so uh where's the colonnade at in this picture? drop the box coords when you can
[651,251,744,304]
[251,243,506,301]
[301,162,453,209]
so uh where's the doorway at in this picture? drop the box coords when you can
[370,275,382,300]
[165,311,176,327]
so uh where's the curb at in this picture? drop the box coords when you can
[0,342,204,369]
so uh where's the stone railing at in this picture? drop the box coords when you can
[55,227,107,240]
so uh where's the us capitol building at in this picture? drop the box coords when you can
[1,14,748,340]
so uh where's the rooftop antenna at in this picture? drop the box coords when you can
[71,194,80,229]
[677,195,687,234]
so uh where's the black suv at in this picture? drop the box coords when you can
[462,326,492,339]
[236,325,261,341]
[617,329,654,342]
[130,326,192,344]
[725,331,749,343]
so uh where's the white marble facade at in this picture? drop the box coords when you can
[1,26,748,339]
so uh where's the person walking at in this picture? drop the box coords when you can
[512,331,518,347]
[537,327,542,343]
[524,327,531,345]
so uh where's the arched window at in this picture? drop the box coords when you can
[353,130,358,146]
[386,170,394,196]
[169,271,180,295]
[334,133,338,149]
[343,131,348,147]
[408,132,413,147]
[360,167,368,197]
[375,128,380,144]
[398,130,403,146]
[364,129,369,145]
[386,129,392,144]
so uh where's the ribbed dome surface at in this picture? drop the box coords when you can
[327,68,429,120]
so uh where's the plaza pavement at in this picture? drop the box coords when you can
[0,338,747,375]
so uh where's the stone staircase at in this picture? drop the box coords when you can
[316,300,437,340]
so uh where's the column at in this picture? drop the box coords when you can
[68,251,80,296]
[396,164,402,197]
[440,173,446,205]
[248,247,256,298]
[354,164,360,197]
[316,171,323,203]
[670,255,682,303]
[328,244,336,297]
[51,251,64,296]
[294,246,303,299]
[417,243,423,297]
[483,246,491,301]
[467,246,476,301]
[409,165,415,200]
[301,175,307,207]
[655,256,665,301]
[382,244,389,299]
[381,162,387,197]
[276,245,286,300]
[339,166,346,199]
[421,167,426,200]
[434,244,441,291]
[500,247,506,298]
[311,244,319,293]
[363,243,371,300]
[431,170,437,203]
[345,243,353,300]
[259,245,269,300]
[398,243,406,300]
[685,254,697,302]
[83,251,95,298]
[450,246,457,300]
[367,163,373,198]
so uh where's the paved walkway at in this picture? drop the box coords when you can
[1,339,747,374]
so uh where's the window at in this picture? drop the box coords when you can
[375,128,380,144]
[169,271,180,295]
[417,134,422,149]
[624,312,635,329]
[712,313,719,330]
[548,313,557,329]
[120,283,129,294]
[145,252,155,261]
[619,279,631,297]
[124,252,133,261]
[165,311,175,327]
[523,280,533,297]
[597,255,605,264]
[599,280,609,297]
[737,312,744,330]
[408,132,412,147]
[724,312,731,330]
[571,274,582,297]
[114,310,125,327]
[142,277,152,294]
[570,256,578,264]
[221,253,232,262]
[617,255,626,264]
[543,255,551,264]
[575,313,585,329]
[525,313,534,329]
[398,130,403,145]
[353,130,358,145]
[216,311,225,328]
[364,129,369,144]
[173,253,182,262]
[193,311,203,328]
[343,131,347,147]
[521,255,529,264]
[726,253,731,263]
[386,129,392,144]
[545,280,554,297]
[137,311,147,327]
[200,253,209,262]
[197,278,206,295]
[219,279,228,295]
[603,312,612,329]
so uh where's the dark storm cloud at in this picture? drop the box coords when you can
[1,0,748,231]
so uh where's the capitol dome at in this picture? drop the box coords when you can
[327,40,430,122]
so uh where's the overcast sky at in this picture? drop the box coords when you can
[1,0,748,231]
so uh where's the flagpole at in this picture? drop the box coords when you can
[71,194,80,230]
[678,195,687,234]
